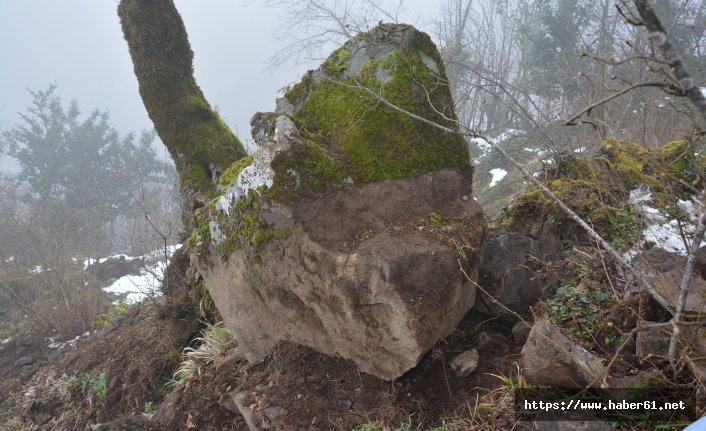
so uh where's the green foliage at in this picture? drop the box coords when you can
[61,371,108,402]
[1,85,179,256]
[500,139,699,247]
[324,47,353,75]
[545,282,607,347]
[143,401,156,415]
[92,300,130,329]
[429,212,448,226]
[516,0,592,99]
[219,156,253,188]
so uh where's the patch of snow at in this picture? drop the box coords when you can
[573,146,586,153]
[46,332,89,350]
[488,168,507,188]
[628,185,652,204]
[30,265,43,274]
[1,337,12,345]
[470,130,525,164]
[83,253,139,270]
[625,186,706,260]
[101,244,182,304]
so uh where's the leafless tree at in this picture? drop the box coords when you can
[265,0,405,68]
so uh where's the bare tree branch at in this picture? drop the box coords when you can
[632,0,706,121]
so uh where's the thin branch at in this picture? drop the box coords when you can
[668,211,706,367]
[564,81,667,125]
[324,74,675,314]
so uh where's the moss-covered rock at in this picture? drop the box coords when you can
[190,24,486,381]
[274,23,470,197]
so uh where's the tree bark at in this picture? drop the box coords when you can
[118,0,246,229]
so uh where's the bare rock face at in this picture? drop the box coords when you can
[478,229,559,319]
[190,24,485,380]
[631,248,706,317]
[521,319,606,388]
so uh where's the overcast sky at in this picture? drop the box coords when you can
[0,0,434,155]
[0,0,306,148]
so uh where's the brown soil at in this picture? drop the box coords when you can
[221,310,530,430]
[2,303,199,430]
[47,306,530,431]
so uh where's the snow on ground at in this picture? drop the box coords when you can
[102,244,182,304]
[488,168,508,188]
[1,337,12,345]
[624,186,705,260]
[46,332,90,350]
[470,129,525,164]
[83,254,135,270]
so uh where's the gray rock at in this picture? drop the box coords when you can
[150,388,180,423]
[195,24,485,381]
[512,320,532,346]
[521,319,606,388]
[201,166,484,380]
[478,230,559,317]
[231,391,263,431]
[630,248,706,316]
[263,406,286,426]
[13,356,34,367]
[635,322,671,362]
[218,391,238,414]
[448,349,479,378]
[32,412,52,426]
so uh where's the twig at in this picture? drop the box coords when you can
[564,81,667,126]
[668,210,706,368]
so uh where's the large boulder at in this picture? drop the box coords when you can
[190,24,486,380]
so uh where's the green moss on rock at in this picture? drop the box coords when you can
[219,156,253,188]
[212,187,291,260]
[278,24,469,198]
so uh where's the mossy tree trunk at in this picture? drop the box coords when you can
[118,0,246,230]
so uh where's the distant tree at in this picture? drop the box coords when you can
[1,85,176,256]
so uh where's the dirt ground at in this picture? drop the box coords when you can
[0,302,199,430]
[97,308,533,431]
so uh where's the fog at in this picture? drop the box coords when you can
[0,1,297,144]
[0,0,432,153]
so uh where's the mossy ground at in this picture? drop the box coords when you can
[500,139,700,248]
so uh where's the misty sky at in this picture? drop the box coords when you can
[0,1,433,155]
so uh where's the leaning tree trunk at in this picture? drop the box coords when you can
[118,0,246,231]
